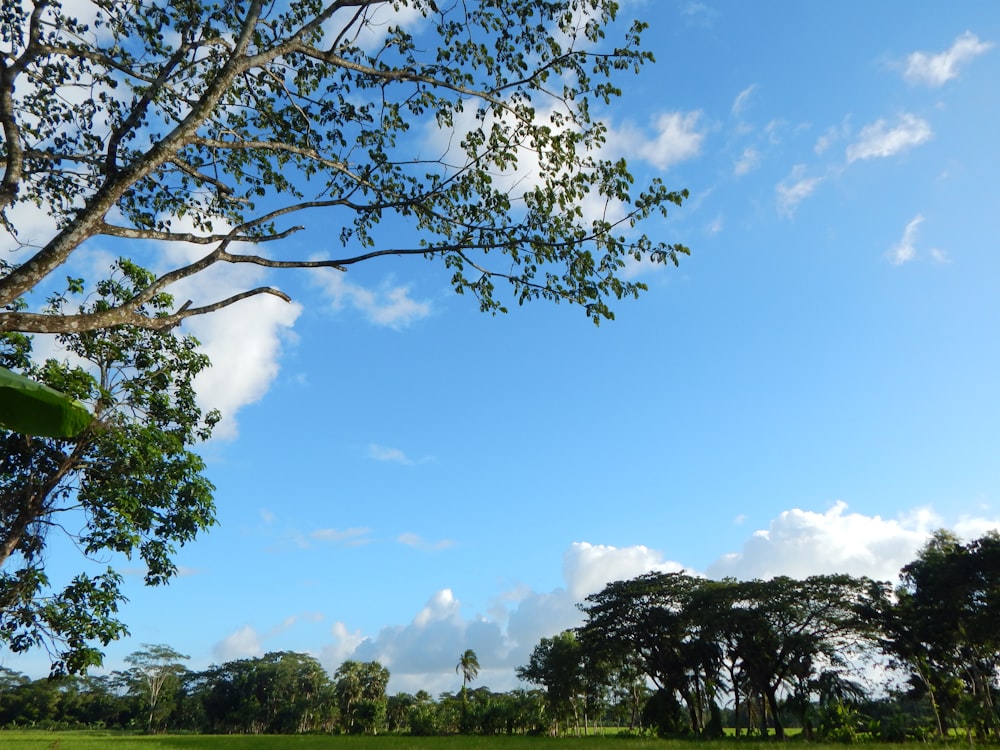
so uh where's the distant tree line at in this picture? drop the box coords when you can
[519,529,1000,742]
[0,530,996,741]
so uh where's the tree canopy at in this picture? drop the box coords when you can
[0,263,217,675]
[0,0,689,334]
[0,0,687,675]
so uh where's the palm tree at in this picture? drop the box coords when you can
[456,649,480,703]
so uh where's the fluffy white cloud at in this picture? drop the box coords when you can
[350,588,510,694]
[317,506,999,693]
[903,32,994,87]
[182,295,301,440]
[320,622,367,667]
[325,541,679,692]
[563,541,684,600]
[213,624,264,662]
[615,111,705,171]
[846,114,932,163]
[887,214,924,265]
[213,614,325,663]
[706,501,940,581]
[776,165,824,217]
[313,270,431,330]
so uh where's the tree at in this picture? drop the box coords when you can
[723,575,872,741]
[334,659,389,734]
[878,530,1000,741]
[0,0,688,336]
[517,630,586,735]
[456,648,480,702]
[579,571,719,735]
[0,263,217,674]
[199,651,334,734]
[123,643,190,732]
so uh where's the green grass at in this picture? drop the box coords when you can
[0,733,965,750]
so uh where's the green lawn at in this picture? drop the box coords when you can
[0,734,957,750]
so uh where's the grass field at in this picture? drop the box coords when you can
[0,734,957,750]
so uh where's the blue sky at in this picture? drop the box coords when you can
[6,1,1000,693]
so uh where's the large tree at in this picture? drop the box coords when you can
[0,263,217,675]
[877,531,1000,741]
[334,659,390,734]
[123,643,190,732]
[0,0,688,335]
[1,0,687,675]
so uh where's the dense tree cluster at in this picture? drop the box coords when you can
[0,649,551,735]
[518,530,1000,742]
[0,530,996,741]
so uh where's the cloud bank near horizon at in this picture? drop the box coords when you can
[213,502,998,693]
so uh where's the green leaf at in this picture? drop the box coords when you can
[0,366,92,438]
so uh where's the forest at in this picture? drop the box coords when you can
[0,530,996,742]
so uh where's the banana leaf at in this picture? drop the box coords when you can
[0,365,92,438]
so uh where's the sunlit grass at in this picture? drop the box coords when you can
[0,732,960,750]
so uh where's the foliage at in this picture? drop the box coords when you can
[516,629,591,735]
[333,660,389,734]
[197,651,335,734]
[0,0,689,335]
[0,364,91,437]
[0,531,996,741]
[0,262,217,675]
[578,571,881,740]
[122,644,190,732]
[874,530,1000,741]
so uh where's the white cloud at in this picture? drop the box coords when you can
[846,114,932,163]
[321,622,367,667]
[887,214,924,265]
[150,222,302,440]
[733,147,760,176]
[368,443,416,464]
[904,32,994,87]
[731,84,757,116]
[563,541,683,600]
[398,532,455,552]
[319,506,1000,693]
[930,247,951,264]
[311,527,372,546]
[349,588,511,694]
[616,111,705,171]
[776,165,824,217]
[321,2,428,54]
[3,208,301,441]
[706,501,940,581]
[325,541,676,692]
[313,270,431,330]
[183,295,301,440]
[814,119,851,155]
[213,624,264,661]
[954,514,1000,539]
